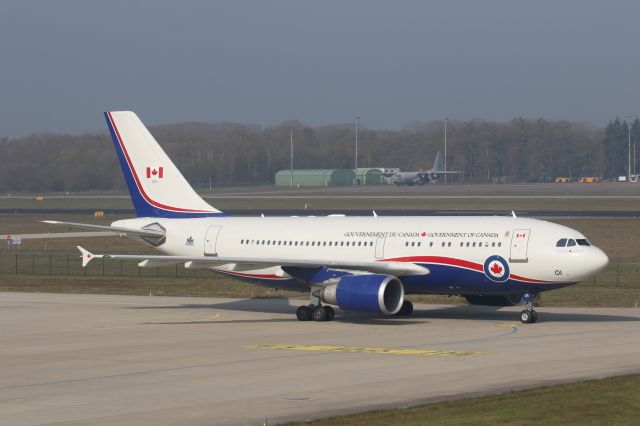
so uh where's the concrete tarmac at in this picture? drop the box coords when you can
[1,292,639,425]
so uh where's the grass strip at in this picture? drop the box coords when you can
[285,374,640,425]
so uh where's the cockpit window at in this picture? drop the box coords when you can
[556,238,567,247]
[576,239,591,246]
[567,239,577,247]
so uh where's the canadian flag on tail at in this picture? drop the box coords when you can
[146,167,164,179]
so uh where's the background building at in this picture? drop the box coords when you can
[275,169,355,187]
[355,168,384,185]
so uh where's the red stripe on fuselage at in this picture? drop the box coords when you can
[107,112,213,213]
[382,255,554,284]
[383,256,483,272]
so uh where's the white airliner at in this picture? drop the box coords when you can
[45,112,609,324]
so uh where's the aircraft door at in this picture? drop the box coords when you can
[204,226,222,256]
[375,236,386,259]
[510,229,530,263]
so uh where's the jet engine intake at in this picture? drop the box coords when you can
[320,274,404,315]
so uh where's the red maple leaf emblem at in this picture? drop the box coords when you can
[490,262,503,275]
[421,232,427,237]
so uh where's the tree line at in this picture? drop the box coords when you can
[1,117,638,192]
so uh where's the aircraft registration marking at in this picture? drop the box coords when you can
[245,344,484,357]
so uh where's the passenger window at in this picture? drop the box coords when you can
[448,242,451,247]
[460,242,464,247]
[567,239,576,247]
[492,242,495,247]
[556,238,567,247]
[498,242,502,247]
[430,242,433,247]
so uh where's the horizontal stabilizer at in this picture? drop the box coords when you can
[43,220,165,238]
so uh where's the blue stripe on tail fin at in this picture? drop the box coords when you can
[104,111,225,218]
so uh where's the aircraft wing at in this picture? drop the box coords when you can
[76,246,429,277]
[42,220,165,238]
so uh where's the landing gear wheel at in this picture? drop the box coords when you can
[396,301,414,316]
[296,306,313,321]
[519,292,537,324]
[520,310,537,324]
[323,306,335,321]
[313,306,327,321]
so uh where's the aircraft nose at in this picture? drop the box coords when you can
[590,248,609,274]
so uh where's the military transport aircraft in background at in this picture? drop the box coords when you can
[389,151,463,185]
[44,112,608,324]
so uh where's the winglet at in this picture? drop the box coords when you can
[511,210,517,218]
[372,210,378,217]
[77,246,95,268]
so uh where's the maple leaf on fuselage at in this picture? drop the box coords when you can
[490,262,503,275]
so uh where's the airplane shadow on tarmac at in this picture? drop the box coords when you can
[128,297,640,325]
[410,305,640,323]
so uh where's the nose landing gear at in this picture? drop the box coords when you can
[519,292,538,324]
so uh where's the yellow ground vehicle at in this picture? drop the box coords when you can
[579,177,600,183]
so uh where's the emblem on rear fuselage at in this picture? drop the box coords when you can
[185,236,194,246]
[483,255,510,283]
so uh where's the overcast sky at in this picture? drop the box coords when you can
[1,0,639,137]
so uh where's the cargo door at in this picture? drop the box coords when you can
[510,229,530,263]
[204,226,222,256]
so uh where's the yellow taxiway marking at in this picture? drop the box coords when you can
[245,344,484,357]
[495,323,519,328]
[200,313,221,321]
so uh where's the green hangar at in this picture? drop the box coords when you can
[275,169,355,187]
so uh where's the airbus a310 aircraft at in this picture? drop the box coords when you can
[45,112,609,324]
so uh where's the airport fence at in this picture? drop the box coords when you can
[0,252,639,289]
[0,252,210,280]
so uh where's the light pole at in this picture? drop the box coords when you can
[290,130,294,188]
[627,116,633,181]
[444,118,448,184]
[355,116,359,185]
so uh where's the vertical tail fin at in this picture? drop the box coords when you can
[104,111,223,218]
[432,151,445,172]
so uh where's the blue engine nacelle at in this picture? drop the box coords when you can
[320,274,405,315]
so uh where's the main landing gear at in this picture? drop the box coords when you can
[395,300,414,316]
[296,304,335,322]
[519,292,538,324]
